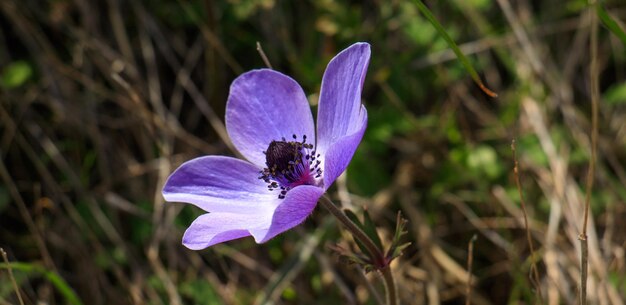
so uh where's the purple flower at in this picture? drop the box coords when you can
[163,43,370,250]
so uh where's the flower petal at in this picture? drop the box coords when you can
[181,185,324,249]
[226,69,316,167]
[162,156,276,214]
[182,212,270,249]
[249,185,324,243]
[320,109,367,189]
[316,42,370,188]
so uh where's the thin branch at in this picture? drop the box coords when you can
[0,151,55,271]
[1,248,25,305]
[256,41,273,69]
[465,235,477,305]
[511,139,544,303]
[579,1,600,304]
[582,1,599,242]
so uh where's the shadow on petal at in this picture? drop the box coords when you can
[226,69,315,167]
[163,156,276,214]
[321,106,367,190]
[182,212,272,250]
[252,185,325,243]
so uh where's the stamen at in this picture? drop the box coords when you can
[258,134,322,199]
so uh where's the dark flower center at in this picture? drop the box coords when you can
[259,134,322,199]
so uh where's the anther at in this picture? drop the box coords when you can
[258,134,323,199]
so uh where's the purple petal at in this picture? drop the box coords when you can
[316,43,370,188]
[181,185,324,249]
[226,69,315,167]
[182,212,270,249]
[320,111,367,189]
[250,185,324,243]
[162,156,276,214]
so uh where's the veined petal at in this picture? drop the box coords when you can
[250,185,324,243]
[226,69,316,167]
[182,185,323,249]
[182,212,270,249]
[316,42,370,189]
[320,108,367,189]
[162,156,276,214]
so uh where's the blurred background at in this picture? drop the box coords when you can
[1,0,625,304]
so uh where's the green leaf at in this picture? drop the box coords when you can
[411,0,497,97]
[179,280,221,304]
[386,212,410,261]
[282,286,297,301]
[1,262,84,305]
[603,82,626,105]
[389,242,412,261]
[328,244,370,267]
[343,209,371,256]
[362,209,384,251]
[597,4,626,47]
[1,61,33,88]
[467,145,502,179]
[392,212,408,243]
[466,0,490,10]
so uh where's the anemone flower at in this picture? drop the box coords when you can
[163,42,370,250]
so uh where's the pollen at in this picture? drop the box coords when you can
[259,134,322,199]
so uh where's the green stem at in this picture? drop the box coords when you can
[381,266,397,305]
[319,196,381,259]
[319,195,398,305]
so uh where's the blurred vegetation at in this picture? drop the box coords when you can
[1,0,625,304]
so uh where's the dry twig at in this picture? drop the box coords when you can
[512,140,544,303]
[1,248,25,305]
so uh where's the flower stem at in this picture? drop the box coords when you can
[319,196,382,259]
[381,265,397,305]
[318,195,398,305]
